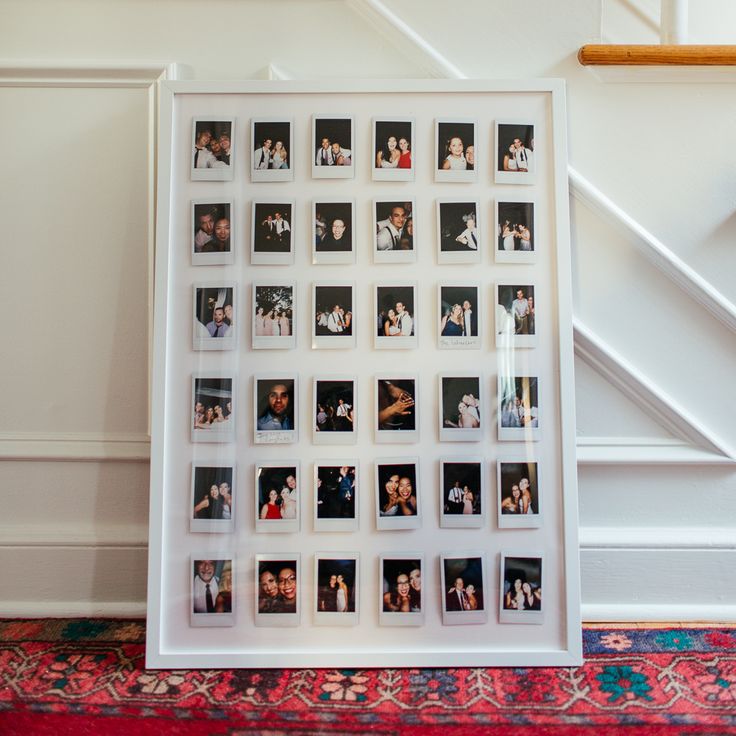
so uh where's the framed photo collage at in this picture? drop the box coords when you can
[148,80,581,668]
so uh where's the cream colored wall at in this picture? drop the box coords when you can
[1,0,734,619]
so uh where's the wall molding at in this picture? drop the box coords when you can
[0,60,178,87]
[2,601,147,618]
[580,525,736,550]
[0,432,150,461]
[582,603,736,622]
[574,319,735,461]
[0,525,148,548]
[576,437,736,464]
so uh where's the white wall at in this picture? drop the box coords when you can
[1,0,734,620]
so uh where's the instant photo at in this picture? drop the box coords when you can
[374,200,416,264]
[496,199,536,263]
[251,200,295,265]
[314,462,359,532]
[435,119,476,183]
[251,118,293,182]
[313,378,356,445]
[436,200,481,264]
[255,555,300,627]
[372,117,414,181]
[191,118,234,182]
[375,375,418,443]
[253,375,297,444]
[498,460,541,529]
[191,200,234,266]
[252,282,296,350]
[495,121,536,185]
[313,284,356,349]
[440,459,484,529]
[438,284,480,350]
[496,283,538,348]
[441,553,488,626]
[500,553,544,624]
[255,461,299,534]
[193,284,236,351]
[190,557,234,627]
[314,554,359,626]
[190,465,235,533]
[498,375,540,441]
[191,376,234,443]
[379,554,424,626]
[312,115,354,179]
[375,284,417,350]
[313,200,355,264]
[439,374,482,442]
[375,459,420,531]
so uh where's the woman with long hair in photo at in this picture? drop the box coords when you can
[462,487,474,515]
[376,135,400,168]
[279,487,297,519]
[397,476,417,516]
[505,578,524,609]
[442,136,467,170]
[440,304,464,337]
[522,582,542,610]
[278,311,290,337]
[397,136,411,168]
[336,574,349,612]
[501,220,517,251]
[271,140,288,169]
[254,306,266,336]
[383,308,400,336]
[503,145,519,172]
[519,477,534,514]
[260,488,281,520]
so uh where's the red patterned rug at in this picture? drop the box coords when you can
[1,620,736,734]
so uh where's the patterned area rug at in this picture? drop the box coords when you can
[1,620,736,735]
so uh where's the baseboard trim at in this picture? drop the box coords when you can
[583,603,736,622]
[1,601,146,618]
[580,526,736,550]
[0,432,150,461]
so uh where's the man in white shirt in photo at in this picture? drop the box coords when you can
[376,206,406,251]
[192,560,219,613]
[254,138,272,169]
[462,299,475,337]
[395,300,413,336]
[327,304,344,333]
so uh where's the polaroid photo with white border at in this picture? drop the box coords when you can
[375,458,421,531]
[439,458,485,529]
[435,118,477,183]
[374,199,416,264]
[251,118,293,182]
[375,283,418,350]
[190,464,235,534]
[312,282,356,349]
[191,118,234,182]
[254,460,300,534]
[495,282,538,349]
[252,281,296,350]
[499,552,545,624]
[191,374,234,443]
[439,373,482,442]
[251,199,295,266]
[190,556,235,627]
[372,117,414,182]
[375,374,419,444]
[438,283,481,350]
[193,283,236,351]
[441,552,488,626]
[255,554,301,627]
[497,459,542,529]
[191,199,234,266]
[314,553,360,626]
[498,374,540,442]
[253,374,297,445]
[313,377,357,445]
[495,197,537,264]
[436,199,481,265]
[495,121,537,186]
[379,553,424,627]
[313,200,356,265]
[314,461,359,533]
[312,115,354,179]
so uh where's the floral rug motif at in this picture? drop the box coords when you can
[1,620,736,735]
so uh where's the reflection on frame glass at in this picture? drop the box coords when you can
[498,375,540,442]
[191,375,234,443]
[498,460,542,529]
[193,284,236,351]
[495,283,538,349]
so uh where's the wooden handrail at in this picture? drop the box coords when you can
[579,44,736,66]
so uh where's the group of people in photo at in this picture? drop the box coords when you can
[440,300,476,337]
[379,471,418,517]
[502,137,533,172]
[193,125,231,169]
[315,304,353,335]
[445,574,483,611]
[375,133,412,169]
[254,305,292,337]
[499,219,533,252]
[315,398,354,432]
[501,393,538,428]
[193,399,232,430]
[258,564,297,613]
[315,136,352,166]
[382,564,421,613]
[194,481,232,520]
[257,209,291,250]
[440,136,474,171]
[443,479,479,515]
[377,300,414,337]
[316,466,355,519]
[253,137,289,169]
[504,577,542,611]
[317,568,355,612]
[501,475,536,515]
[497,287,535,335]
[259,472,297,520]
